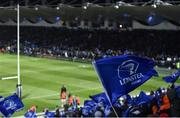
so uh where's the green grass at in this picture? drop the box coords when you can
[0,53,179,116]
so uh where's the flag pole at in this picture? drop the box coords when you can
[16,4,22,99]
[92,61,119,117]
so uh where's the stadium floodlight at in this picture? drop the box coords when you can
[56,6,60,10]
[152,4,157,8]
[82,2,92,9]
[83,5,87,9]
[119,24,122,28]
[56,16,60,21]
[114,5,119,9]
[114,1,134,9]
[152,0,160,8]
[35,6,39,11]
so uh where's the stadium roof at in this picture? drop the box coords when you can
[1,0,180,6]
[0,4,180,26]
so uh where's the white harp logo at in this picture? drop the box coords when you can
[117,60,143,85]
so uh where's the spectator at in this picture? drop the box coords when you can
[159,94,170,116]
[76,96,81,107]
[29,105,37,112]
[167,87,180,117]
[60,85,67,107]
[54,108,60,117]
[68,94,73,106]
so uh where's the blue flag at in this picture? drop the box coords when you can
[45,111,55,118]
[122,94,134,105]
[176,86,180,98]
[24,110,37,118]
[0,96,3,102]
[90,93,110,106]
[90,92,122,116]
[136,91,153,105]
[81,106,92,116]
[82,99,111,116]
[93,55,158,103]
[82,100,96,116]
[0,94,24,117]
[163,69,180,83]
[84,100,96,107]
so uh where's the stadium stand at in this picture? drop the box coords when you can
[0,0,179,117]
[0,26,179,68]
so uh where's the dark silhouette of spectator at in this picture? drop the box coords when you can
[54,108,60,117]
[167,87,180,117]
[159,94,171,116]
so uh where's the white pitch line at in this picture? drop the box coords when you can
[27,87,102,100]
[1,76,18,80]
[0,91,14,95]
[78,65,90,68]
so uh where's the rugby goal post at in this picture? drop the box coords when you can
[0,5,22,98]
[16,4,22,99]
[1,75,22,98]
[1,76,18,80]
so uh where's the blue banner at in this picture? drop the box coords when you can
[84,100,96,107]
[24,110,37,118]
[90,93,110,106]
[45,111,55,118]
[93,55,158,103]
[136,91,153,105]
[0,96,3,102]
[163,69,180,83]
[0,94,24,117]
[82,100,96,116]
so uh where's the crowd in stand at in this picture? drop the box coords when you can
[81,85,180,117]
[24,84,180,117]
[0,26,180,68]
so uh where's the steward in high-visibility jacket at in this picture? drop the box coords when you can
[60,85,67,107]
[76,97,80,105]
[68,94,73,106]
